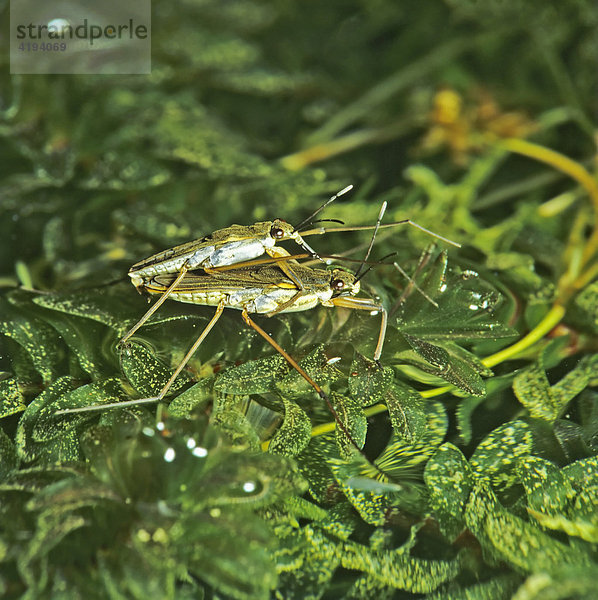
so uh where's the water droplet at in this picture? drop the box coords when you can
[186,437,196,449]
[163,447,176,462]
[192,446,208,458]
[243,481,256,493]
[156,421,165,431]
[142,427,155,437]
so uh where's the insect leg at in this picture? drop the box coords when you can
[120,265,190,345]
[241,308,364,450]
[55,300,226,415]
[154,299,226,401]
[330,296,388,361]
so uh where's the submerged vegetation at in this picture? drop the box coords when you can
[1,0,597,598]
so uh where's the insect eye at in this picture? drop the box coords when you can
[270,226,285,239]
[331,278,345,291]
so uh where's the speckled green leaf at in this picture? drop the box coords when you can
[30,309,114,379]
[518,455,576,516]
[215,354,288,395]
[295,435,338,503]
[348,352,393,406]
[465,485,592,574]
[0,427,18,478]
[0,376,26,418]
[330,456,396,526]
[512,564,598,600]
[331,392,367,458]
[276,525,340,600]
[366,399,448,484]
[426,574,522,600]
[396,256,514,341]
[32,379,123,443]
[153,101,273,178]
[513,352,598,422]
[268,399,312,457]
[32,287,206,337]
[402,334,486,396]
[424,443,475,540]
[385,382,427,444]
[78,151,171,190]
[0,299,62,384]
[120,342,191,398]
[342,574,395,600]
[167,377,214,418]
[562,455,598,487]
[470,421,532,489]
[15,378,120,463]
[32,288,143,333]
[339,535,462,593]
[276,346,343,397]
[573,279,598,334]
[15,376,77,462]
[527,509,598,543]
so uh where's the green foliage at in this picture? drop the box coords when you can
[1,0,598,597]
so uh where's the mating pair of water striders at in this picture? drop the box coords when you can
[63,185,460,419]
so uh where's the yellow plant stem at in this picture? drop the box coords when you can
[498,138,598,293]
[498,138,598,212]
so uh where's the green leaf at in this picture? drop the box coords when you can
[0,298,63,384]
[513,351,598,422]
[385,381,427,444]
[268,399,312,457]
[167,377,214,418]
[331,392,367,458]
[0,376,26,418]
[348,352,393,406]
[518,455,576,516]
[214,354,288,395]
[120,342,191,398]
[465,485,592,574]
[400,334,486,396]
[276,345,343,397]
[338,535,462,593]
[15,376,83,463]
[470,421,532,489]
[426,574,522,600]
[330,454,398,526]
[424,443,475,540]
[396,259,515,341]
[153,100,273,178]
[370,399,448,479]
[27,308,115,379]
[0,427,18,478]
[32,379,124,442]
[512,564,598,600]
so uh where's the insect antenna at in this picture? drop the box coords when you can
[353,201,387,280]
[298,217,345,230]
[393,261,439,308]
[293,184,353,232]
[354,251,397,285]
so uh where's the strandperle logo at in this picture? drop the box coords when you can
[15,18,148,46]
[10,0,151,74]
